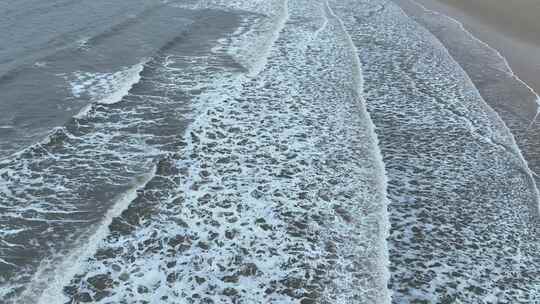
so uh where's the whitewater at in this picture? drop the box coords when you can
[0,0,538,303]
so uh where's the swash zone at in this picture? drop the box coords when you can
[331,0,540,302]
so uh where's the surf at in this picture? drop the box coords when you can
[330,0,540,301]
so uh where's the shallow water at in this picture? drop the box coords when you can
[1,0,539,303]
[330,0,539,302]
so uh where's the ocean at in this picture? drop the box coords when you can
[0,0,538,303]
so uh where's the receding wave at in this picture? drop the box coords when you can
[396,0,540,218]
[330,0,540,301]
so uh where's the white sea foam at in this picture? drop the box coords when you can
[70,61,146,119]
[407,0,540,125]
[240,0,289,76]
[58,0,391,302]
[330,0,540,301]
[21,168,156,304]
[0,54,169,301]
[3,0,539,302]
[401,0,540,216]
[0,9,253,302]
[324,1,391,302]
[177,0,289,76]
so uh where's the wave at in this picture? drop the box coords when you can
[2,59,147,161]
[323,1,391,302]
[0,4,202,157]
[330,0,540,301]
[397,0,540,217]
[402,0,540,123]
[77,5,164,49]
[8,0,539,302]
[235,0,289,76]
[19,168,156,304]
[0,5,146,84]
[176,0,290,76]
[71,61,146,119]
[57,1,392,303]
[0,12,245,302]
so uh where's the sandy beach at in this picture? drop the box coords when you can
[416,0,540,46]
[397,0,540,100]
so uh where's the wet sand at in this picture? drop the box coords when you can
[400,0,540,97]
[415,0,540,45]
[391,2,540,300]
[394,0,540,223]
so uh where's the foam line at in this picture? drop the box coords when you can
[406,0,540,127]
[325,1,392,302]
[312,2,329,42]
[402,0,540,216]
[73,60,147,118]
[53,0,394,301]
[248,0,289,76]
[97,62,144,105]
[0,258,17,268]
[17,168,157,304]
[334,0,540,300]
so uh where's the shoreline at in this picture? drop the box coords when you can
[394,0,540,217]
[396,0,540,104]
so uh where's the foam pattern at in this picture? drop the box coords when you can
[60,1,390,303]
[330,0,540,302]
